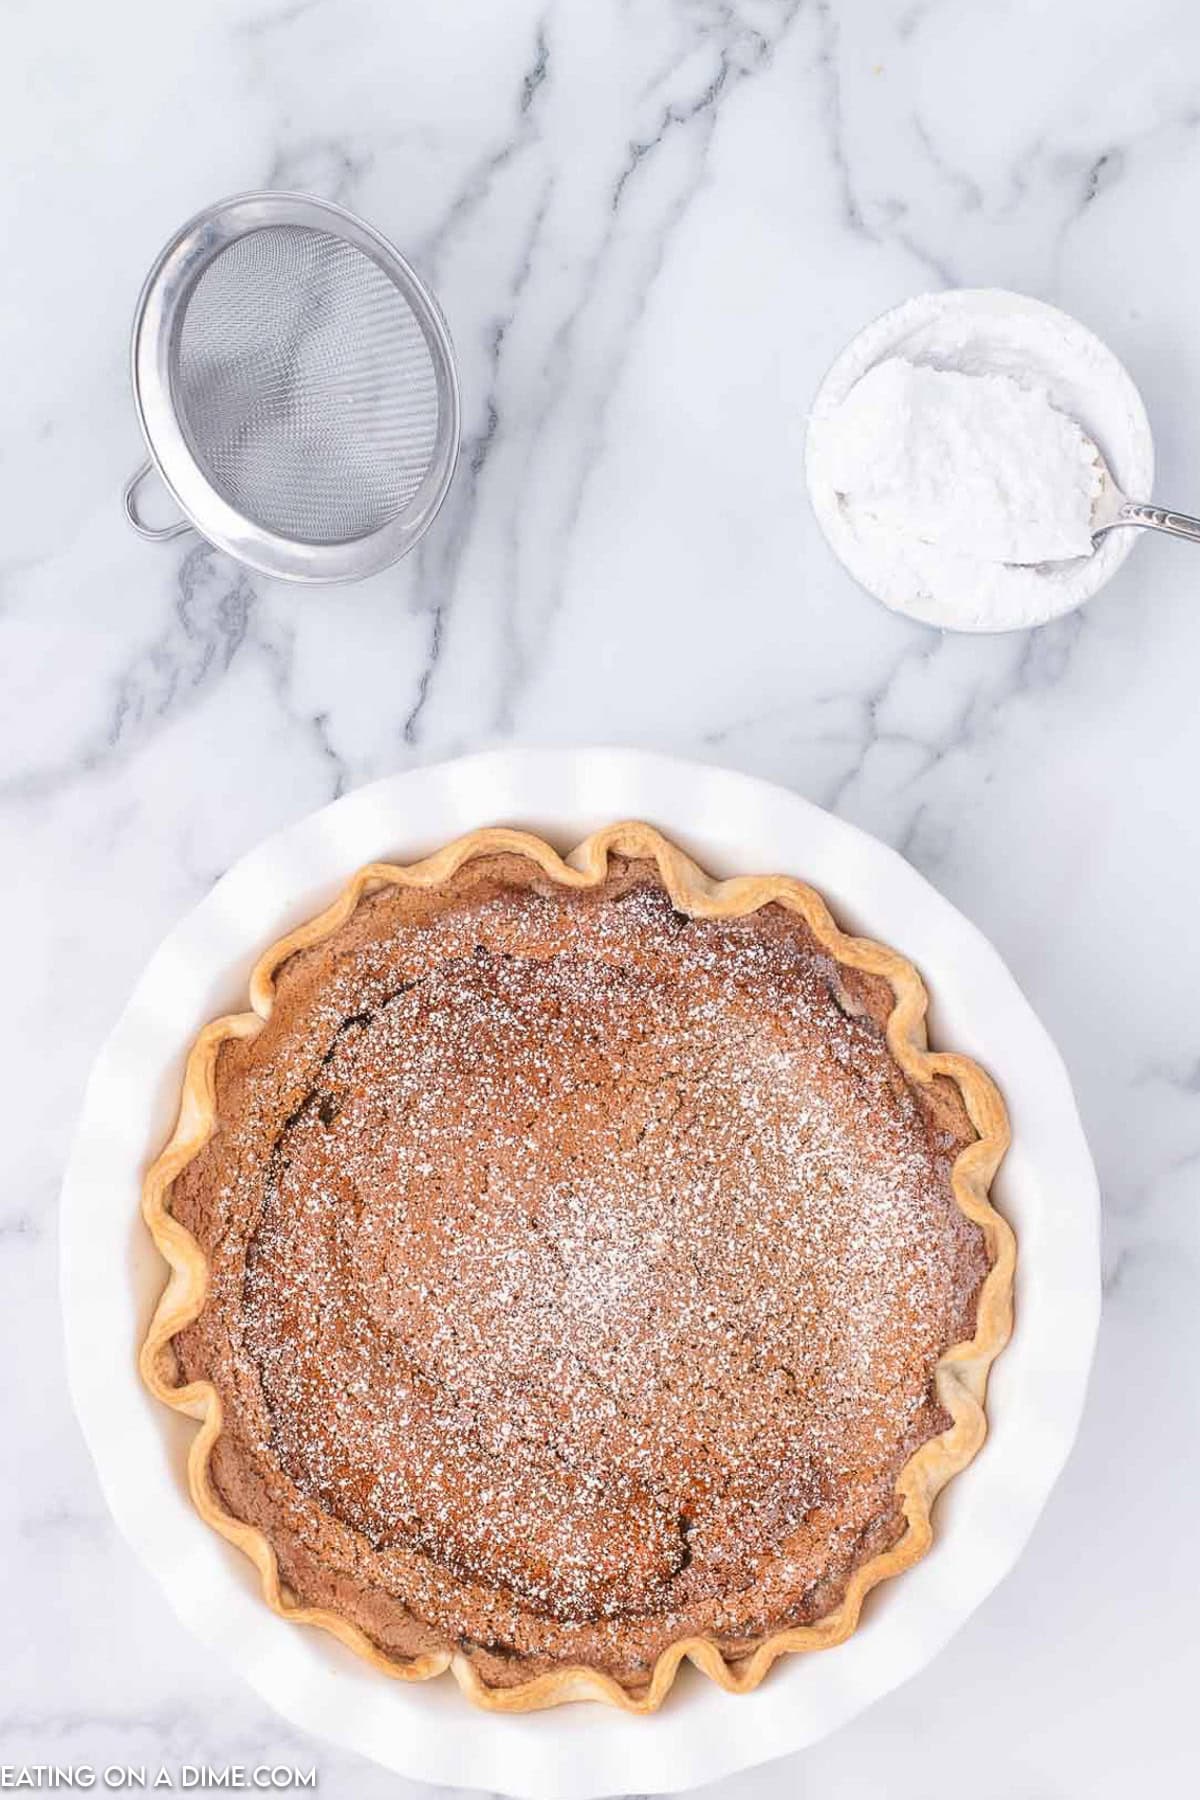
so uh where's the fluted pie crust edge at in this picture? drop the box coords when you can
[139,821,1015,1714]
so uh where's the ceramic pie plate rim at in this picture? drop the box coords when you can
[60,746,1101,1799]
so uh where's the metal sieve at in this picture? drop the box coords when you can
[124,192,460,582]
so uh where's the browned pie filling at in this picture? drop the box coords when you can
[169,853,989,1691]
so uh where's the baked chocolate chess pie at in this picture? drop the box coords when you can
[141,823,1013,1711]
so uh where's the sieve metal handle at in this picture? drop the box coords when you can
[123,461,192,541]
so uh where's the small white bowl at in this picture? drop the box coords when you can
[805,288,1155,632]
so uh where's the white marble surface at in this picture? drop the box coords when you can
[3,0,1199,1792]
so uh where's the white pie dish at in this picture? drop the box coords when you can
[60,746,1100,1799]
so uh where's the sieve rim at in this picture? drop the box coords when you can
[129,191,460,583]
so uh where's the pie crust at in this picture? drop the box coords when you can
[140,822,1014,1713]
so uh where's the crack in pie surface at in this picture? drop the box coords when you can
[140,823,1014,1712]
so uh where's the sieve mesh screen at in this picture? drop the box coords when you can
[172,225,441,545]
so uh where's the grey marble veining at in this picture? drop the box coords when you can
[3,0,1199,1792]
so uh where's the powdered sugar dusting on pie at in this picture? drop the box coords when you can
[171,856,989,1688]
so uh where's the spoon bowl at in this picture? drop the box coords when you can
[1090,441,1200,547]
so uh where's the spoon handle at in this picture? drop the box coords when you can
[1100,500,1200,546]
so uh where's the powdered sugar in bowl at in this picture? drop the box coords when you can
[805,289,1154,632]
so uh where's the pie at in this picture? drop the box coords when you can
[140,822,1014,1712]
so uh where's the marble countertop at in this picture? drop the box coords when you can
[4,0,1198,1793]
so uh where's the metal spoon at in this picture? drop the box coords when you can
[1091,445,1200,547]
